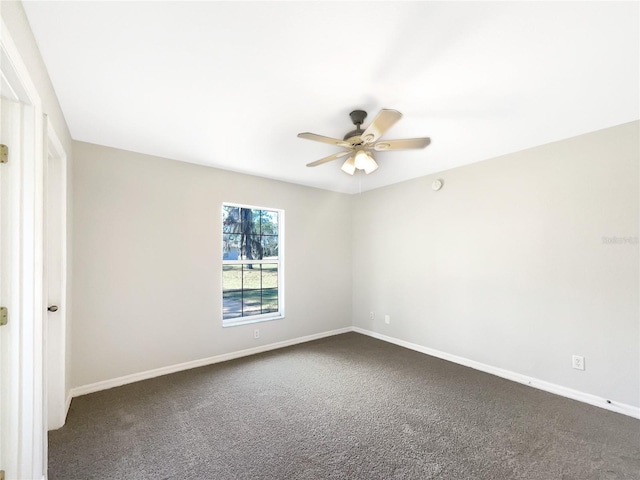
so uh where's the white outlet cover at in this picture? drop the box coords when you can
[572,355,585,370]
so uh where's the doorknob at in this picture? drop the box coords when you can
[48,305,59,312]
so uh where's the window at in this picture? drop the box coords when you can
[222,203,283,325]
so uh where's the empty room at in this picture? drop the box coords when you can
[0,1,638,479]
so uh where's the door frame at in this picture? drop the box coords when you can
[1,15,47,480]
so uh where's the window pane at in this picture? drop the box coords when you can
[240,234,263,260]
[262,264,277,288]
[261,210,278,235]
[239,208,260,236]
[223,206,240,234]
[242,265,262,316]
[262,264,278,313]
[222,265,242,319]
[223,234,240,260]
[261,235,278,259]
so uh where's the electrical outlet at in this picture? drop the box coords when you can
[370,312,375,320]
[384,315,390,325]
[572,355,585,370]
[254,329,260,339]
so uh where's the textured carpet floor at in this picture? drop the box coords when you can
[49,333,640,479]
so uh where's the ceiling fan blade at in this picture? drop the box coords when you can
[298,132,351,148]
[360,109,402,144]
[306,150,351,167]
[373,137,431,151]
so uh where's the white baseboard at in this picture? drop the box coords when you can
[352,327,640,419]
[47,391,73,431]
[70,327,352,398]
[65,391,72,415]
[69,325,639,420]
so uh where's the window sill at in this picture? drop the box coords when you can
[222,314,285,328]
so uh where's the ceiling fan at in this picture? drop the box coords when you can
[298,109,431,175]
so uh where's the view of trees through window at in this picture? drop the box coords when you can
[222,205,281,322]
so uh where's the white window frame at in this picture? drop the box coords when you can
[222,202,284,326]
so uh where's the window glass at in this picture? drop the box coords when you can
[222,204,283,325]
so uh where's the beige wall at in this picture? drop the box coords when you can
[71,141,353,387]
[72,123,639,410]
[352,121,639,407]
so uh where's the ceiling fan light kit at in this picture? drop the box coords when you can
[354,149,375,170]
[298,109,431,175]
[340,156,356,175]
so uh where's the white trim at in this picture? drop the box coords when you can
[45,115,67,165]
[221,314,284,328]
[222,203,284,326]
[352,327,640,419]
[65,392,72,417]
[1,19,39,105]
[70,327,351,398]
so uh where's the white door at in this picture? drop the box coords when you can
[45,129,67,431]
[1,17,47,479]
[0,96,24,480]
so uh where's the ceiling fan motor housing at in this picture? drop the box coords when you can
[343,128,364,142]
[344,110,368,142]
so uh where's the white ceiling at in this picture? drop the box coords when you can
[22,1,639,194]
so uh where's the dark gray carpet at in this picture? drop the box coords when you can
[49,333,640,479]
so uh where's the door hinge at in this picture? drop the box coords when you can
[0,307,7,326]
[0,144,7,163]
